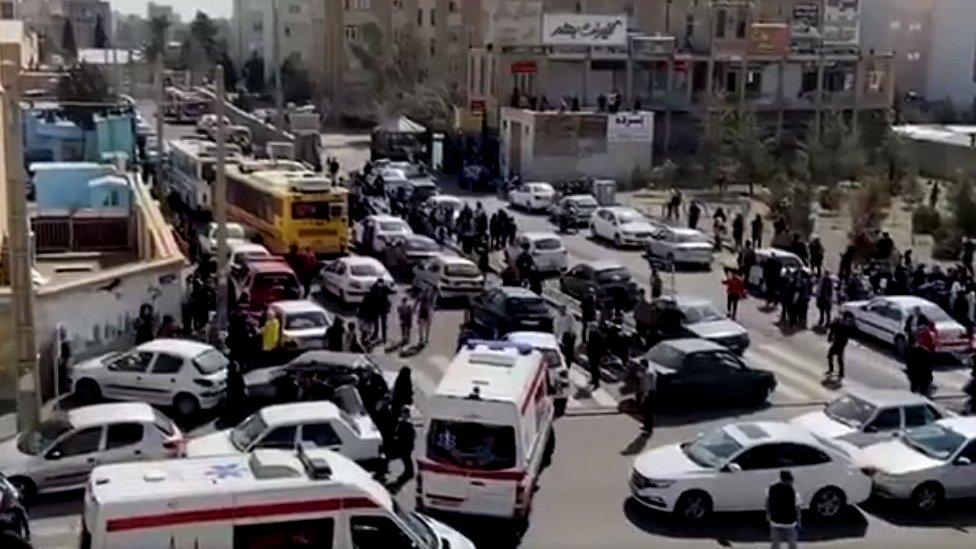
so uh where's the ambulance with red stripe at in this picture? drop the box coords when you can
[418,340,556,521]
[80,448,473,548]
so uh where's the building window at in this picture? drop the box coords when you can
[448,1,457,12]
[431,9,436,26]
[284,26,291,37]
[908,23,922,32]
[1,2,13,19]
[417,8,423,26]
[735,19,746,39]
[345,0,371,9]
[907,52,921,61]
[715,9,726,38]
[289,4,301,14]
[344,25,360,40]
[889,21,901,30]
[429,38,436,56]
[685,15,695,41]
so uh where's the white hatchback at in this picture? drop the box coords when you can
[315,256,395,305]
[509,181,556,211]
[590,206,661,248]
[412,254,485,299]
[504,232,568,274]
[630,421,871,522]
[69,339,229,417]
[354,215,413,253]
[186,400,383,468]
[199,222,247,256]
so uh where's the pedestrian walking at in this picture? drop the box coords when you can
[416,295,433,346]
[650,267,664,299]
[555,304,577,367]
[397,297,414,346]
[732,213,745,251]
[688,200,702,230]
[808,237,824,277]
[640,359,656,435]
[581,289,597,344]
[723,269,746,320]
[135,303,155,344]
[751,214,764,248]
[326,318,345,351]
[816,273,834,327]
[586,323,605,389]
[766,471,802,549]
[826,312,854,379]
[394,408,416,481]
[376,280,393,344]
[391,367,414,416]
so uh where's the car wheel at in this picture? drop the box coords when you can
[174,393,200,417]
[894,335,908,356]
[810,486,846,520]
[75,378,101,403]
[673,490,712,523]
[911,482,944,513]
[8,476,35,506]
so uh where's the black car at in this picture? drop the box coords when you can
[468,287,554,337]
[383,234,441,279]
[637,338,776,408]
[559,261,639,310]
[0,473,29,544]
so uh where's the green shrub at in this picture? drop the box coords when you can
[912,205,942,235]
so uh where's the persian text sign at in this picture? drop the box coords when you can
[823,0,860,45]
[607,113,654,143]
[542,14,628,47]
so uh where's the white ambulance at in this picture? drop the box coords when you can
[80,448,474,549]
[418,341,556,521]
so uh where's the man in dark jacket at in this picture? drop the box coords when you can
[827,311,855,379]
[766,470,801,549]
[586,323,605,389]
[580,289,597,343]
[395,409,416,480]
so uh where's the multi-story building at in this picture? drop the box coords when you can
[466,0,895,156]
[1,0,17,20]
[20,0,111,51]
[862,0,976,114]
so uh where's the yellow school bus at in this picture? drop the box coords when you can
[225,160,349,255]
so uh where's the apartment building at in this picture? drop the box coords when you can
[20,0,111,51]
[467,0,895,155]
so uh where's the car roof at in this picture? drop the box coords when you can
[657,295,713,308]
[68,402,156,428]
[271,300,327,314]
[668,227,706,236]
[565,194,597,202]
[520,231,561,241]
[658,338,725,353]
[495,286,543,299]
[228,242,269,254]
[434,254,476,266]
[338,256,384,267]
[725,421,821,447]
[404,234,437,244]
[843,387,934,408]
[368,215,406,223]
[755,248,801,259]
[578,260,625,271]
[137,338,215,357]
[525,181,552,187]
[602,206,640,214]
[504,331,559,348]
[936,417,976,439]
[248,260,296,274]
[877,295,941,308]
[260,401,341,424]
[289,350,367,369]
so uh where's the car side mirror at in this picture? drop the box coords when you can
[724,463,742,473]
[46,450,62,460]
[955,456,972,466]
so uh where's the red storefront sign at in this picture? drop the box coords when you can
[470,100,486,114]
[510,60,538,75]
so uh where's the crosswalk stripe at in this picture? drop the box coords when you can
[748,345,837,402]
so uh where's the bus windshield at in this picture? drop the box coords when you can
[427,420,517,471]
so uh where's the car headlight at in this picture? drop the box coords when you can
[631,471,675,489]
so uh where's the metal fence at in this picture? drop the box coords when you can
[32,213,133,253]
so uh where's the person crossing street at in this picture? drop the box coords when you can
[826,311,854,379]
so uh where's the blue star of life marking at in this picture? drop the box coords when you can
[205,462,245,480]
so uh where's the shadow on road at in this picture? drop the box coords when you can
[623,497,869,544]
[616,397,772,428]
[29,489,84,519]
[861,496,976,530]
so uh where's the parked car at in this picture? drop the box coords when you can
[0,403,183,501]
[509,181,556,212]
[383,234,442,278]
[635,339,776,408]
[791,388,946,454]
[468,287,554,337]
[267,300,334,351]
[644,226,713,268]
[630,421,871,522]
[227,241,272,272]
[314,256,394,305]
[504,232,568,274]
[0,473,28,542]
[353,215,413,254]
[69,339,229,417]
[502,331,571,415]
[549,194,599,226]
[424,195,465,224]
[232,258,302,311]
[412,254,485,300]
[746,248,810,295]
[589,206,661,248]
[648,295,750,354]
[198,221,247,256]
[839,295,971,356]
[856,417,976,512]
[186,401,383,468]
[559,260,639,309]
[195,114,229,135]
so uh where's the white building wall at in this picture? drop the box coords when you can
[925,0,976,111]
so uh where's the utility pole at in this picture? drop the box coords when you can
[2,62,40,431]
[272,0,285,131]
[212,65,229,344]
[154,57,166,193]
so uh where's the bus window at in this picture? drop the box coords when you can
[234,517,334,548]
[292,202,332,220]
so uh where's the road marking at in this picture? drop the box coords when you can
[567,367,619,408]
[747,345,837,402]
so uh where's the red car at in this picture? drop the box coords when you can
[233,257,302,311]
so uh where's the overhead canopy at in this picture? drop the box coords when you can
[374,116,426,134]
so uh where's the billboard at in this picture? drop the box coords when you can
[749,23,791,56]
[823,0,860,45]
[792,2,821,40]
[488,0,542,46]
[607,113,654,143]
[542,14,628,47]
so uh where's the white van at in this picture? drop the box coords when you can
[418,341,556,521]
[81,448,473,549]
[503,331,571,416]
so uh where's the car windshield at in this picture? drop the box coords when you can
[534,238,562,251]
[236,250,269,263]
[427,420,517,471]
[617,211,641,224]
[675,232,707,243]
[407,238,438,252]
[350,263,380,276]
[682,303,725,323]
[334,385,368,418]
[393,500,437,548]
[901,424,967,461]
[778,256,804,269]
[507,297,547,314]
[17,417,72,455]
[445,263,480,278]
[193,349,229,375]
[645,344,685,370]
[595,267,630,282]
[379,221,407,232]
[682,428,744,468]
[918,304,950,322]
[824,395,876,429]
[230,413,268,451]
[285,311,329,330]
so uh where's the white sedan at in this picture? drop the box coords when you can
[268,299,334,351]
[509,182,556,211]
[69,339,229,417]
[839,295,971,356]
[791,388,946,455]
[315,256,394,304]
[589,206,661,248]
[644,226,713,267]
[412,254,485,299]
[198,222,247,256]
[353,215,413,254]
[857,417,976,512]
[630,421,871,522]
